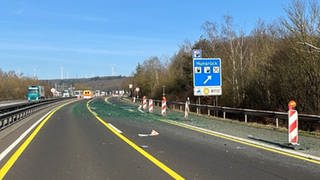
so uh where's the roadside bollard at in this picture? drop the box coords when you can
[161,97,166,116]
[288,100,298,145]
[184,97,190,119]
[143,96,147,111]
[149,99,153,113]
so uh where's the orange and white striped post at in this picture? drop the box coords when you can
[288,100,298,145]
[161,97,166,116]
[149,99,153,113]
[143,96,147,111]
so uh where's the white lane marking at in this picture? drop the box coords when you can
[0,110,52,162]
[138,130,159,137]
[108,123,123,134]
[138,105,144,113]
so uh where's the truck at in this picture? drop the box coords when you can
[27,85,45,101]
[62,90,70,97]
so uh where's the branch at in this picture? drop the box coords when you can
[297,41,320,52]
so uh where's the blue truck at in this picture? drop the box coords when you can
[27,85,45,101]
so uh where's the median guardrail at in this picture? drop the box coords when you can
[0,98,73,131]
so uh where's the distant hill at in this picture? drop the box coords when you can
[41,76,131,91]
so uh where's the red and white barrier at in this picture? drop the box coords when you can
[149,99,153,113]
[143,96,147,110]
[161,97,166,116]
[288,100,298,145]
[288,109,298,145]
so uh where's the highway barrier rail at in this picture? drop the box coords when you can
[134,98,320,132]
[0,98,72,131]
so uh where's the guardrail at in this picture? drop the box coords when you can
[0,98,73,131]
[135,98,320,131]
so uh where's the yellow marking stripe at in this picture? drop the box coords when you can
[0,102,70,179]
[102,97,320,165]
[86,100,185,180]
[161,119,320,165]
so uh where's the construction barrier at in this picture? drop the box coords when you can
[184,97,190,119]
[149,99,153,113]
[161,97,166,116]
[288,100,298,145]
[143,96,147,111]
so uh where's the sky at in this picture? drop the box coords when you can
[0,0,292,79]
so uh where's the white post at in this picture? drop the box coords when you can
[184,97,190,119]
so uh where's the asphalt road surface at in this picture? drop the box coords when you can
[0,98,319,179]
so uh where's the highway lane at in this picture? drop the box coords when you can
[0,98,319,179]
[1,100,172,180]
[0,99,75,156]
[93,97,320,179]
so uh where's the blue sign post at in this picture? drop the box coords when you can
[193,58,222,96]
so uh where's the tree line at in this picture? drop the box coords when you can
[0,69,51,100]
[128,0,320,114]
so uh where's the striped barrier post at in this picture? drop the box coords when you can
[143,96,147,111]
[161,97,166,116]
[184,97,190,119]
[149,99,153,113]
[288,100,298,145]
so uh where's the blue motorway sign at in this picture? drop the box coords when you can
[193,58,222,96]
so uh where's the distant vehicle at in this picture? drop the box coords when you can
[27,85,45,101]
[83,90,93,99]
[95,90,100,97]
[74,90,83,98]
[62,90,70,97]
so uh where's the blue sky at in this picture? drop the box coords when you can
[0,0,291,79]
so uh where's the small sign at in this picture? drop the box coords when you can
[192,49,202,58]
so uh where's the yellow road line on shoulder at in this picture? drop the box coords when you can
[160,119,320,165]
[0,102,71,179]
[87,100,185,180]
[100,97,320,165]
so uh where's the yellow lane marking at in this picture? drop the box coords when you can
[87,100,185,180]
[103,97,320,165]
[0,102,72,179]
[160,119,320,165]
